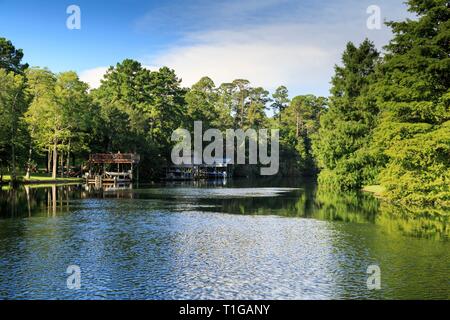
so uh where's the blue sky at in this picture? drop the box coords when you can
[0,0,411,96]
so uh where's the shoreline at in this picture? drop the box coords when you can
[0,177,83,186]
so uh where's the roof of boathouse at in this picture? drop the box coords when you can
[89,153,140,164]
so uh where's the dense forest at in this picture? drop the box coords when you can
[0,0,448,210]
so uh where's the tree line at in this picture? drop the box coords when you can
[313,0,449,209]
[0,41,325,182]
[0,0,448,209]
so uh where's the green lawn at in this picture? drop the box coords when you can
[1,173,82,183]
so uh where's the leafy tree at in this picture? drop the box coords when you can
[185,76,234,131]
[216,80,271,130]
[25,69,93,179]
[215,83,235,130]
[0,37,28,74]
[92,59,152,149]
[0,69,29,181]
[313,39,380,190]
[280,95,326,175]
[185,77,218,129]
[271,86,290,123]
[371,0,450,207]
[92,60,187,178]
[245,87,270,129]
[25,68,65,179]
[149,66,187,146]
[54,71,95,175]
[0,38,29,182]
[290,95,325,138]
[230,79,251,127]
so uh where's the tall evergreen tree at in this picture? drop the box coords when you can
[313,39,380,189]
[0,37,28,74]
[371,0,450,207]
[185,77,219,129]
[271,86,290,123]
[245,87,270,129]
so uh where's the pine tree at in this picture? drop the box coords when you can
[313,39,380,189]
[371,0,450,207]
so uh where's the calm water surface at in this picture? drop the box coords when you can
[0,179,448,299]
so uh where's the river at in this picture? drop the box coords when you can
[0,178,448,299]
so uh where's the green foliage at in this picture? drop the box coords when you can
[185,76,218,129]
[184,78,275,177]
[185,77,233,130]
[91,60,187,178]
[0,69,29,179]
[379,121,450,208]
[24,68,60,154]
[313,0,450,210]
[213,79,272,130]
[313,39,380,190]
[370,0,450,208]
[271,85,289,122]
[0,37,28,74]
[55,71,96,155]
[245,87,271,129]
[0,39,30,181]
[24,68,94,178]
[279,94,326,175]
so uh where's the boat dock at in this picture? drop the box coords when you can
[165,158,233,181]
[85,153,140,186]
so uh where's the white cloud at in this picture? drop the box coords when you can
[79,66,109,89]
[85,0,412,96]
[148,25,339,95]
[137,0,411,96]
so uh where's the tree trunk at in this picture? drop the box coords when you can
[10,91,20,183]
[240,94,245,127]
[66,140,70,172]
[66,140,71,176]
[11,136,16,182]
[25,142,33,180]
[60,150,64,178]
[52,142,57,179]
[47,148,52,173]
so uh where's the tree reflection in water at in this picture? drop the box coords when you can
[0,180,448,241]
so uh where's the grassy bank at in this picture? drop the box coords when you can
[1,173,82,184]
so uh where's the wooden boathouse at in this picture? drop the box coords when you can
[86,153,140,185]
[165,158,233,181]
